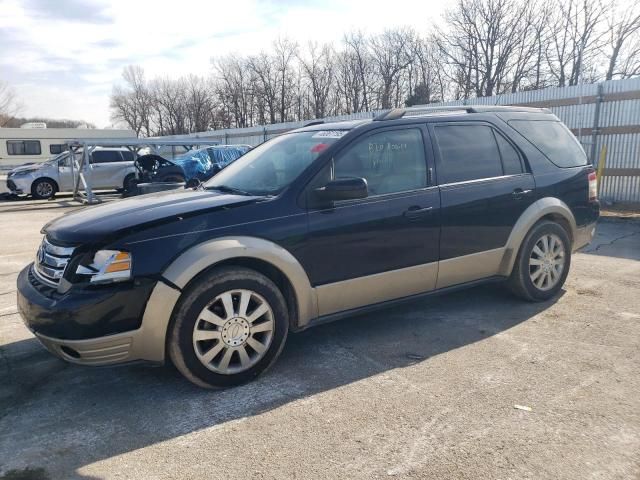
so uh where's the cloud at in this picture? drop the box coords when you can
[0,0,450,127]
[21,0,112,23]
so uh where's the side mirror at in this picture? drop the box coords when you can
[314,177,368,202]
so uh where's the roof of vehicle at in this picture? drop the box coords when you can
[292,105,553,133]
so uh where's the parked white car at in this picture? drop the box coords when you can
[6,148,137,199]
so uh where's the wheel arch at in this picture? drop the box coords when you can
[32,176,59,194]
[162,236,316,328]
[135,236,316,364]
[498,197,577,276]
[185,256,301,332]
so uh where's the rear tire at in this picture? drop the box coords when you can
[507,221,571,301]
[31,178,56,200]
[168,266,289,388]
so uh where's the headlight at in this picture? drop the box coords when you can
[76,250,132,284]
[12,169,37,177]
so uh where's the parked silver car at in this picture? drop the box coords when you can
[6,148,137,199]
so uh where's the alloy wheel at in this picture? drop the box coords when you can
[36,182,53,198]
[192,289,275,374]
[528,233,565,291]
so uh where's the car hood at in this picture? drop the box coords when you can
[43,188,265,244]
[9,163,44,175]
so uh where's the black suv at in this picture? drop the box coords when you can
[17,106,599,388]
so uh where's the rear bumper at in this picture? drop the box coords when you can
[574,221,597,251]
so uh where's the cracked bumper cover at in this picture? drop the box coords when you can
[17,265,181,366]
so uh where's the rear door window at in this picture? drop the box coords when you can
[434,125,503,184]
[91,150,122,163]
[508,120,587,167]
[121,151,134,162]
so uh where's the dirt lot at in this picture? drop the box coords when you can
[0,197,639,480]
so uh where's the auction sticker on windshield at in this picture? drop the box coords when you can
[312,130,348,139]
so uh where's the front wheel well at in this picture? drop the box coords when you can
[33,177,59,192]
[181,257,300,331]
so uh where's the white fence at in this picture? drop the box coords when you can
[169,77,640,204]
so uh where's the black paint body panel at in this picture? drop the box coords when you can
[18,110,599,340]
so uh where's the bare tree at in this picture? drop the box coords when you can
[343,31,374,111]
[547,0,607,86]
[248,52,279,124]
[604,2,640,79]
[298,42,335,118]
[0,80,22,127]
[213,56,257,128]
[112,1,640,135]
[369,28,415,109]
[273,37,299,122]
[438,0,540,97]
[110,66,153,136]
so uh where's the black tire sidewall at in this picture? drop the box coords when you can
[170,268,289,388]
[31,179,55,199]
[518,222,571,301]
[123,174,137,192]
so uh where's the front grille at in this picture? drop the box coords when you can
[7,179,17,191]
[33,238,75,287]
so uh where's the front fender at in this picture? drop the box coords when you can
[162,236,317,326]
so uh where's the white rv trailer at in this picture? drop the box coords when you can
[0,127,134,169]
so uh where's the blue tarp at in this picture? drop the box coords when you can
[172,145,251,181]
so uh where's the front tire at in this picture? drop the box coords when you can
[122,173,137,195]
[507,220,571,301]
[168,267,289,388]
[31,178,56,200]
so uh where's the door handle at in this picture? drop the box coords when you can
[404,206,433,220]
[512,188,532,199]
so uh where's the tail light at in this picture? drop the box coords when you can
[588,171,598,202]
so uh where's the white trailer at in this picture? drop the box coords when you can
[0,127,134,169]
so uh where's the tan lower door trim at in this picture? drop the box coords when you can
[316,262,438,317]
[436,247,505,290]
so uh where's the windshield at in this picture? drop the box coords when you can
[45,152,68,164]
[204,131,347,195]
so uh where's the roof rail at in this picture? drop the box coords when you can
[304,120,325,127]
[372,104,551,121]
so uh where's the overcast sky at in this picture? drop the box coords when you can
[0,0,448,128]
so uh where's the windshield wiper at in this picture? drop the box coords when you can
[206,184,254,196]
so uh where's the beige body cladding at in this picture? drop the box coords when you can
[36,197,592,366]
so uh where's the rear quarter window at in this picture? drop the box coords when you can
[508,120,587,168]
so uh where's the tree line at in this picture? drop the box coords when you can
[110,0,640,136]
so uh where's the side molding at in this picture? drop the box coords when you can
[498,197,577,276]
[316,261,438,316]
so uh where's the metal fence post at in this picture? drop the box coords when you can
[590,83,604,166]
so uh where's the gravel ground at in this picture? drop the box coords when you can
[0,199,639,480]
